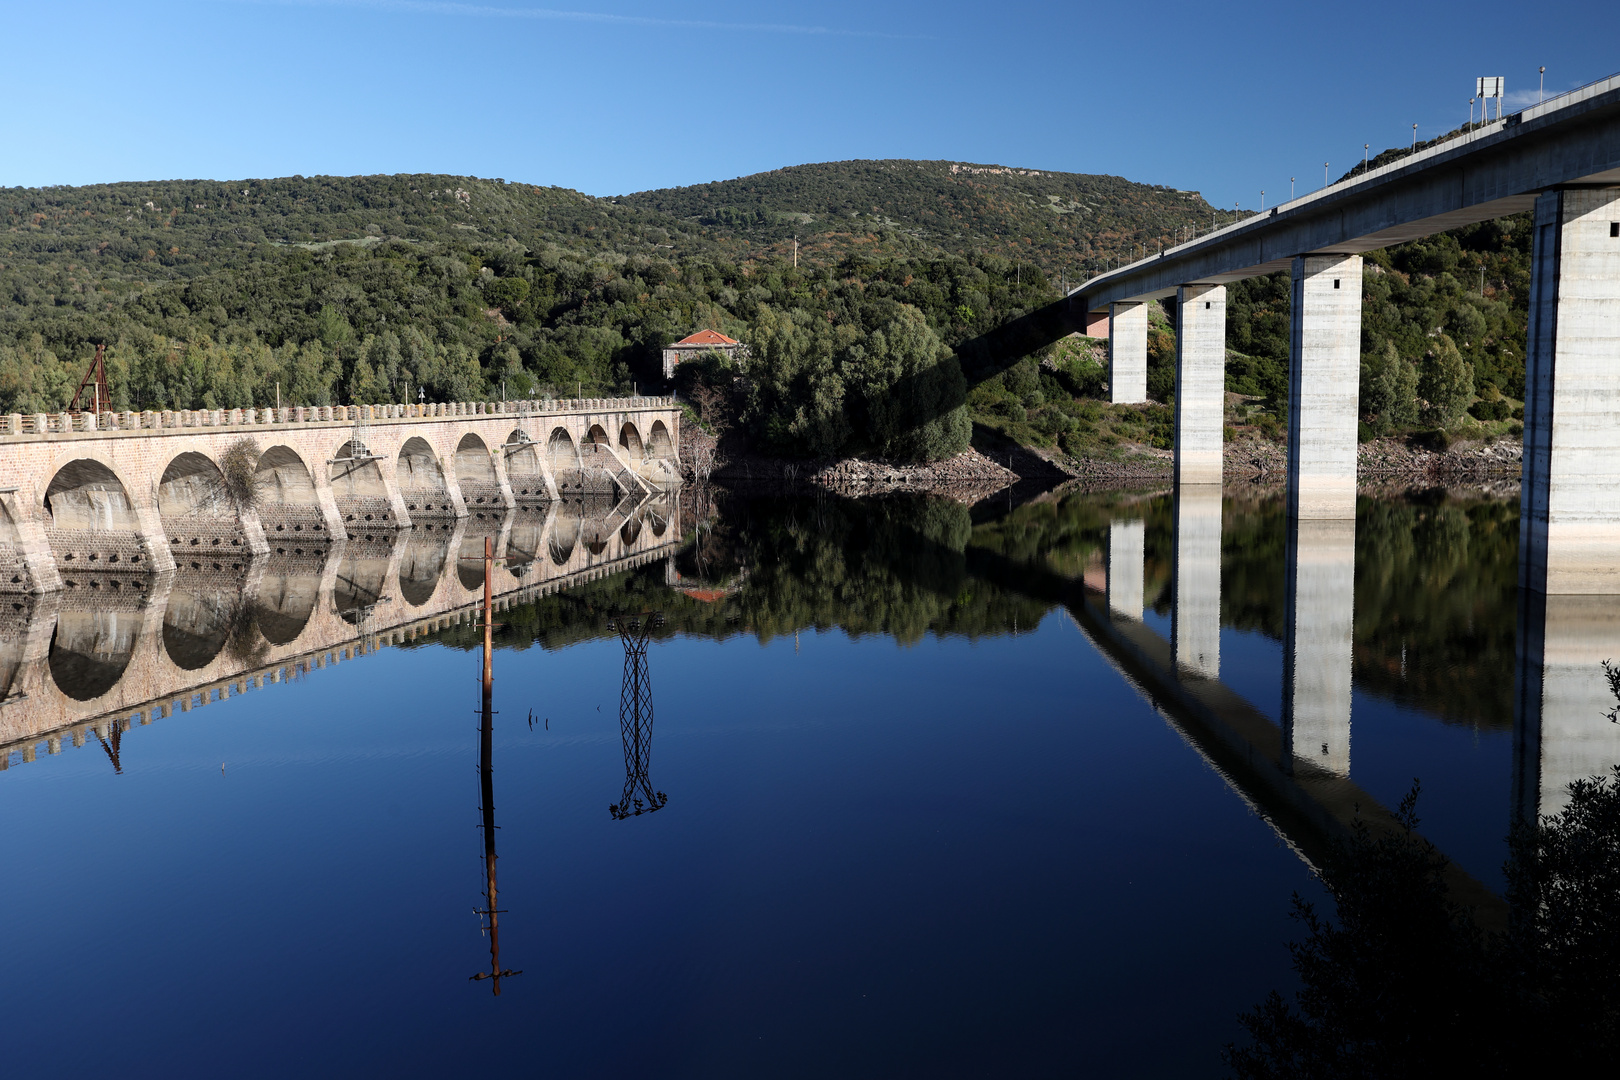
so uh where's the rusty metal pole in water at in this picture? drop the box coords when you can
[482,536,493,693]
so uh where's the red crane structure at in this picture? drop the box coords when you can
[68,344,111,414]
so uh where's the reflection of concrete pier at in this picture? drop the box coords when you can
[1171,485,1221,679]
[1514,592,1620,821]
[0,494,679,772]
[1107,519,1144,620]
[1283,518,1354,777]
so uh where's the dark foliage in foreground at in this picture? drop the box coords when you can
[1226,770,1620,1076]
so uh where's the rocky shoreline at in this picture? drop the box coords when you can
[683,429,1525,496]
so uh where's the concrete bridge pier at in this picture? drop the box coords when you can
[1108,302,1148,404]
[1513,591,1620,821]
[1171,484,1222,679]
[1282,516,1354,776]
[1106,517,1145,619]
[1520,186,1620,594]
[1174,285,1227,486]
[1286,254,1364,521]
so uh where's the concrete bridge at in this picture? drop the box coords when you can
[0,493,679,768]
[0,396,681,594]
[1009,72,1620,594]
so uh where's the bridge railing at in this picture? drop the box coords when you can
[0,396,676,437]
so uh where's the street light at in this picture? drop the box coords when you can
[1363,143,1370,172]
[1540,66,1546,103]
[1290,177,1295,200]
[1260,190,1265,211]
[1470,96,1476,126]
[1323,162,1329,188]
[1412,123,1419,153]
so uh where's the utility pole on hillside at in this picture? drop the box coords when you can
[792,237,798,269]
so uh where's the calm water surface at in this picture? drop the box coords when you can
[0,484,1592,1076]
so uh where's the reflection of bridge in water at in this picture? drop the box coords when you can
[1027,482,1620,925]
[0,493,680,771]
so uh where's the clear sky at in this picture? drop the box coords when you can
[4,0,1616,209]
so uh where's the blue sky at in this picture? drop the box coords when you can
[4,0,1616,208]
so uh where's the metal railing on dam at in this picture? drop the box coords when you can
[0,395,683,594]
[0,492,680,773]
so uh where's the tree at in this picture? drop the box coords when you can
[1418,335,1474,428]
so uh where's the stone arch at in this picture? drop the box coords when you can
[45,460,138,532]
[162,585,236,670]
[159,451,247,558]
[397,437,454,518]
[330,438,394,529]
[456,433,502,508]
[586,424,610,446]
[546,427,577,470]
[49,609,137,701]
[648,420,675,461]
[398,526,452,607]
[504,429,547,499]
[619,421,645,461]
[44,459,145,569]
[619,516,642,547]
[256,445,330,549]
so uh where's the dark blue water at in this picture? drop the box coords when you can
[0,485,1540,1076]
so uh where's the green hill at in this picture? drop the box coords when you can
[621,159,1212,275]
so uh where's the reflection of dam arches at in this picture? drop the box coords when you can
[333,546,393,625]
[162,581,238,671]
[548,510,579,566]
[619,516,642,547]
[458,528,501,592]
[399,526,454,606]
[506,519,544,580]
[4,497,684,768]
[49,608,139,701]
[252,564,322,645]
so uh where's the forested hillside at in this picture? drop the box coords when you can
[620,159,1212,276]
[0,153,1536,465]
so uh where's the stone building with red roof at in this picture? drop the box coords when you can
[661,329,749,380]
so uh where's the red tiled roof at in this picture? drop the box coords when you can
[673,329,739,346]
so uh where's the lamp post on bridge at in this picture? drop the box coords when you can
[1290,177,1295,200]
[1323,162,1329,189]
